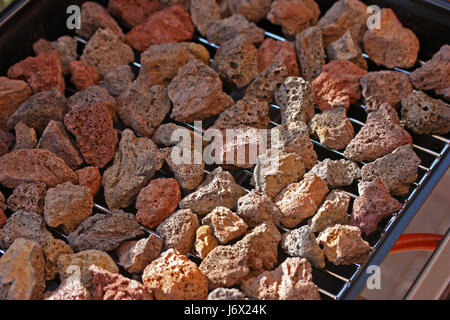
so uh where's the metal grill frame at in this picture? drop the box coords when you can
[0,0,449,300]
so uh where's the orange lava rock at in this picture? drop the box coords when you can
[64,102,118,168]
[108,0,160,27]
[136,178,181,229]
[126,5,194,52]
[267,0,320,38]
[69,61,100,91]
[76,166,101,196]
[363,8,419,69]
[142,249,208,300]
[7,51,65,94]
[0,77,31,131]
[312,60,367,111]
[0,149,78,189]
[258,38,300,77]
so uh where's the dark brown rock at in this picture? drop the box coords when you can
[64,102,118,168]
[0,149,78,189]
[126,5,194,51]
[169,59,234,122]
[117,83,171,137]
[7,182,47,216]
[237,190,281,228]
[99,64,135,98]
[37,120,84,170]
[344,103,413,162]
[76,166,101,196]
[227,0,272,22]
[326,30,367,69]
[212,35,259,88]
[0,130,14,157]
[0,77,31,131]
[267,0,320,38]
[117,234,163,274]
[207,14,265,45]
[295,26,325,81]
[68,211,145,252]
[69,61,100,91]
[33,36,77,76]
[258,38,300,77]
[363,8,420,69]
[160,0,191,9]
[7,88,67,135]
[7,51,65,94]
[12,122,37,151]
[190,0,223,36]
[108,0,160,27]
[136,178,181,229]
[245,62,289,104]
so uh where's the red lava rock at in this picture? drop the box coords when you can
[312,60,367,111]
[76,166,101,196]
[33,36,77,76]
[227,0,272,22]
[351,178,402,235]
[89,265,153,300]
[0,130,15,157]
[344,103,412,162]
[258,38,300,77]
[0,209,6,229]
[136,178,181,229]
[126,6,194,52]
[267,0,320,38]
[69,61,100,91]
[363,8,420,69]
[0,77,31,131]
[0,149,78,189]
[7,51,65,94]
[206,14,265,45]
[64,102,118,168]
[190,0,223,36]
[108,0,160,27]
[76,1,125,41]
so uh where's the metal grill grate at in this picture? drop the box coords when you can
[1,2,449,301]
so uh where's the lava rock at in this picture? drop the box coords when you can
[190,0,223,36]
[227,0,271,22]
[195,225,219,259]
[207,14,264,45]
[258,38,300,77]
[75,166,101,196]
[45,275,91,300]
[326,30,367,69]
[237,190,282,228]
[69,61,100,91]
[245,62,289,104]
[208,288,246,300]
[7,182,47,216]
[99,65,135,98]
[108,0,160,27]
[12,122,37,151]
[202,207,247,244]
[33,36,77,76]
[310,190,351,233]
[42,238,74,281]
[117,234,163,274]
[0,77,31,130]
[295,26,325,81]
[309,159,361,188]
[0,130,14,157]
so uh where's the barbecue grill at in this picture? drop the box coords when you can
[0,0,449,300]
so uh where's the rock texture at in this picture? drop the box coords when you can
[126,5,194,51]
[44,182,93,234]
[202,207,247,244]
[57,250,119,291]
[81,28,134,77]
[275,173,329,228]
[117,234,163,274]
[317,0,368,46]
[310,190,351,232]
[351,178,402,235]
[0,149,78,189]
[241,257,320,300]
[275,77,315,124]
[156,209,199,254]
[246,62,289,104]
[326,31,367,69]
[7,88,67,135]
[64,102,118,168]
[267,0,320,38]
[0,130,14,157]
[137,42,210,88]
[7,51,65,94]
[227,0,272,22]
[12,122,37,151]
[89,265,152,300]
[254,149,305,200]
[136,178,181,229]
[7,181,47,215]
[295,26,325,81]
[38,120,84,170]
[258,39,300,77]
[68,211,144,252]
[318,224,371,265]
[360,71,413,112]
[361,145,420,196]
[363,8,419,68]
[212,35,259,88]
[312,60,367,111]
[309,107,354,150]
[117,83,171,137]
[237,190,282,228]
[169,59,234,122]
[400,91,450,135]
[195,225,219,259]
[33,36,77,76]
[69,60,100,91]
[199,222,281,289]
[108,0,160,26]
[190,0,222,36]
[179,167,247,215]
[208,288,246,300]
[76,166,101,196]
[0,238,45,300]
[99,64,135,98]
[76,1,125,41]
[45,276,91,300]
[344,103,412,162]
[281,225,325,268]
[207,14,265,45]
[42,238,74,281]
[102,129,163,211]
[309,159,361,188]
[0,77,31,131]
[142,249,208,300]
